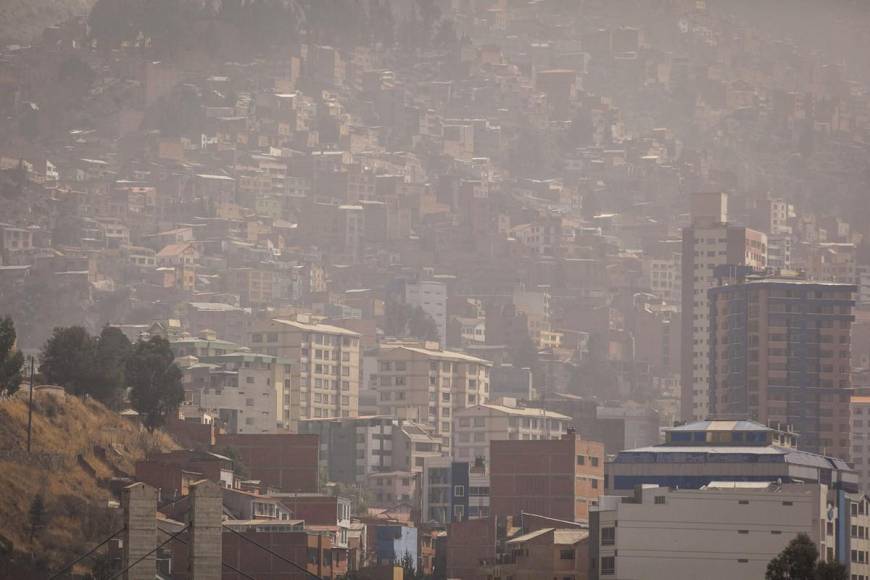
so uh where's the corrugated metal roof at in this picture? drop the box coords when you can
[669,420,773,432]
[507,528,552,544]
[554,529,589,545]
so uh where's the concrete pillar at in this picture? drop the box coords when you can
[121,482,157,580]
[190,479,223,580]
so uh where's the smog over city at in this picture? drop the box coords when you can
[2,1,870,578]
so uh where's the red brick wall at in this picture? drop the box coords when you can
[134,461,187,501]
[215,433,319,492]
[169,529,331,579]
[490,435,604,523]
[165,417,215,449]
[281,495,338,526]
[446,517,497,580]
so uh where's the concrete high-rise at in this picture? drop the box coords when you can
[681,192,767,421]
[851,395,870,493]
[247,315,361,429]
[370,341,492,452]
[709,277,856,459]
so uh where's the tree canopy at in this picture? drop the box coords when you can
[40,326,98,397]
[40,325,133,406]
[126,336,184,432]
[766,533,847,580]
[0,316,24,395]
[384,299,440,342]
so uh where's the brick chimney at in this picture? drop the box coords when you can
[121,482,157,580]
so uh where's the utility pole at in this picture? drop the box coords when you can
[26,355,34,453]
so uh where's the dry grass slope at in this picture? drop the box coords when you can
[0,393,177,567]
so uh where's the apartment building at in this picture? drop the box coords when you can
[681,192,767,421]
[366,471,416,507]
[513,287,551,345]
[248,316,361,429]
[177,352,283,434]
[370,341,492,451]
[852,396,870,495]
[643,254,681,303]
[405,279,448,345]
[453,398,569,464]
[421,456,490,525]
[709,277,856,459]
[299,416,442,483]
[606,420,858,494]
[849,494,870,579]
[490,431,604,523]
[590,482,832,580]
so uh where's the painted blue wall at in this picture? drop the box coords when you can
[375,525,419,569]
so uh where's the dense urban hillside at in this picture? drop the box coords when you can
[0,393,176,575]
[0,0,95,43]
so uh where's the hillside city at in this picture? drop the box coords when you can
[2,0,870,579]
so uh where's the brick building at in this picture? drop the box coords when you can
[709,276,856,459]
[445,517,498,580]
[215,433,319,492]
[490,431,604,523]
[135,450,234,501]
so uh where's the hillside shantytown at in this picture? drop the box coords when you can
[2,1,870,579]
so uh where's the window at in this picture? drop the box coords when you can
[601,527,615,546]
[590,456,599,467]
[601,556,615,575]
[559,549,575,560]
[454,485,465,497]
[655,496,666,505]
[246,376,255,384]
[577,455,585,465]
[252,333,263,343]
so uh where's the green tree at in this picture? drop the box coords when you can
[384,299,440,341]
[214,446,250,479]
[408,306,439,342]
[126,337,183,432]
[0,316,24,395]
[28,494,46,544]
[40,326,97,396]
[384,298,410,337]
[816,560,848,580]
[93,326,133,407]
[398,552,418,580]
[766,533,819,580]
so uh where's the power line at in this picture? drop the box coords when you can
[157,526,257,580]
[48,526,126,580]
[222,560,260,580]
[222,524,322,580]
[107,525,189,580]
